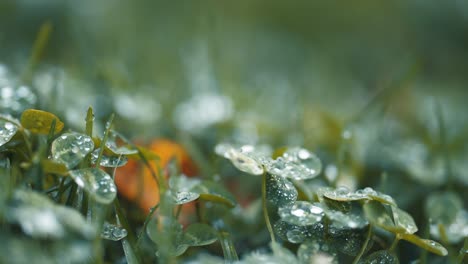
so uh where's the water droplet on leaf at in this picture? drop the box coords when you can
[429,209,468,244]
[105,131,138,155]
[400,233,448,256]
[391,206,418,234]
[362,250,399,264]
[5,190,95,239]
[278,201,325,226]
[324,187,396,206]
[69,168,117,204]
[0,117,18,147]
[51,133,94,168]
[215,143,269,175]
[266,174,298,207]
[326,210,368,230]
[90,148,128,167]
[171,190,200,204]
[169,174,201,191]
[297,241,338,264]
[267,147,322,180]
[101,222,127,241]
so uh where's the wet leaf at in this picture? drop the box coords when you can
[364,201,417,235]
[400,233,448,256]
[361,188,397,206]
[169,174,201,191]
[430,210,468,244]
[146,217,185,257]
[391,206,418,234]
[242,242,298,264]
[361,250,399,264]
[181,223,218,246]
[5,189,95,239]
[425,191,462,225]
[192,180,237,207]
[126,145,160,161]
[171,190,200,205]
[274,220,324,244]
[323,186,367,202]
[41,159,68,176]
[101,222,128,241]
[267,147,322,180]
[90,148,128,167]
[363,201,397,233]
[0,158,11,213]
[215,143,267,175]
[105,130,138,155]
[0,116,19,147]
[323,187,396,206]
[278,201,325,226]
[20,109,64,134]
[323,197,352,213]
[122,239,140,264]
[266,173,298,207]
[297,241,338,264]
[0,229,93,264]
[329,229,373,256]
[326,209,369,230]
[51,132,94,169]
[69,168,117,204]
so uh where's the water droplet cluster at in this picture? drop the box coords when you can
[51,133,94,169]
[0,116,18,147]
[69,168,117,204]
[101,222,128,241]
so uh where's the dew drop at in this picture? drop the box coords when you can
[171,191,200,204]
[266,174,298,207]
[51,133,94,169]
[278,201,325,226]
[69,168,117,204]
[214,143,268,175]
[105,131,138,155]
[90,148,128,167]
[0,117,18,147]
[297,241,338,264]
[285,229,305,243]
[101,222,128,241]
[267,147,322,180]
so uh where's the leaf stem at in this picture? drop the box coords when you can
[456,237,467,264]
[390,234,400,252]
[352,224,373,264]
[175,205,182,219]
[136,203,159,249]
[218,231,239,263]
[95,114,114,167]
[262,170,276,243]
[114,198,141,262]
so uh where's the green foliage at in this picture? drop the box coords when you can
[0,102,464,263]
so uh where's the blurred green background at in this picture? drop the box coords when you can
[1,0,468,142]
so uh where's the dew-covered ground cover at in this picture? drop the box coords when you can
[1,1,468,263]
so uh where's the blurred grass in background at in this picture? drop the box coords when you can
[1,0,468,158]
